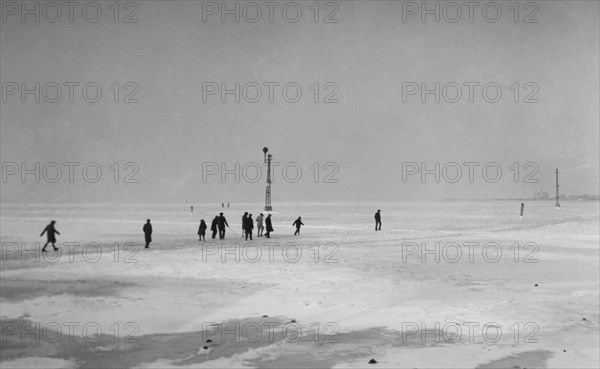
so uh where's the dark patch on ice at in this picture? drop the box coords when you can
[0,279,132,301]
[1,316,291,368]
[0,318,63,362]
[475,350,553,369]
[243,326,464,368]
[1,320,520,368]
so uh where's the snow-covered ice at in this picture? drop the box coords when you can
[1,201,598,368]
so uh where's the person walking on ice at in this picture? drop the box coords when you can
[40,220,60,252]
[242,212,248,238]
[256,213,264,237]
[245,214,254,240]
[198,219,207,241]
[265,214,273,238]
[374,210,382,231]
[520,203,525,218]
[218,212,229,240]
[210,216,218,239]
[293,216,304,236]
[143,219,153,248]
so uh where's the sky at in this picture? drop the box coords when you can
[1,0,599,203]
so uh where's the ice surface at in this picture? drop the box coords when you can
[1,201,598,368]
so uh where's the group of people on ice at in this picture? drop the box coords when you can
[196,212,279,242]
[39,210,382,251]
[37,204,534,251]
[143,213,231,249]
[239,212,272,240]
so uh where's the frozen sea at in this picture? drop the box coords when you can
[1,201,598,368]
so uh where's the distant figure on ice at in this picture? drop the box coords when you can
[245,214,254,240]
[221,203,224,208]
[256,213,264,237]
[265,214,273,238]
[210,216,219,239]
[190,205,194,214]
[520,203,525,218]
[198,219,207,241]
[374,210,382,231]
[40,220,60,252]
[227,203,230,208]
[143,219,153,248]
[293,217,304,236]
[242,212,248,238]
[218,212,229,240]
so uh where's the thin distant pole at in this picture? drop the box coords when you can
[555,168,560,208]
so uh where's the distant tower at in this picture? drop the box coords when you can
[555,168,560,208]
[263,147,273,211]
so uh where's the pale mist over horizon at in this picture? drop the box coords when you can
[1,1,598,204]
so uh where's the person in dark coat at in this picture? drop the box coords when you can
[217,212,229,240]
[265,214,273,238]
[242,212,248,238]
[293,217,304,236]
[374,210,381,231]
[198,219,207,241]
[520,203,525,217]
[210,216,218,239]
[245,214,254,240]
[40,220,60,252]
[143,219,152,248]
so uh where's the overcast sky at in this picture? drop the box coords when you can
[1,1,598,203]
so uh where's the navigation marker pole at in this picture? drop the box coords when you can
[263,147,273,211]
[555,168,561,209]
